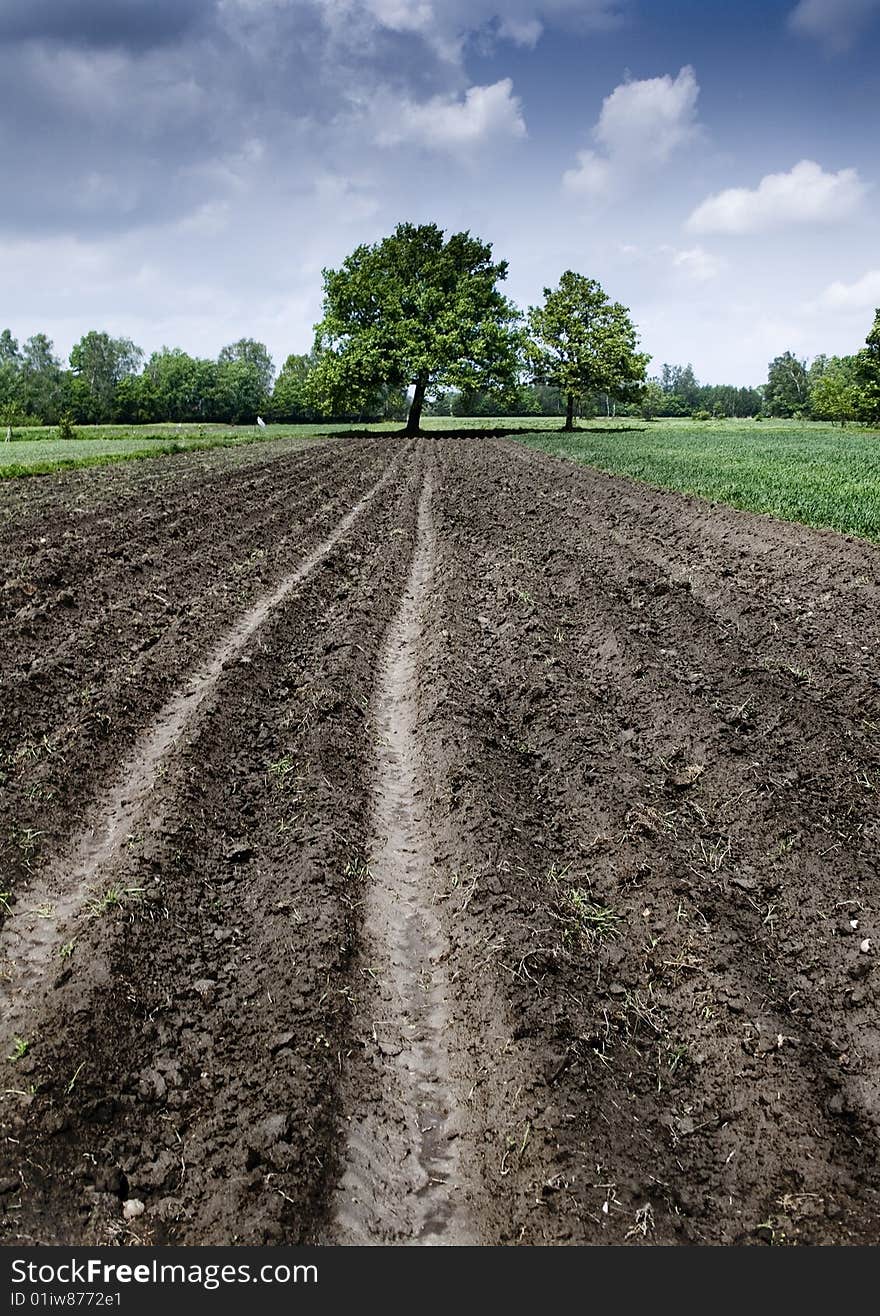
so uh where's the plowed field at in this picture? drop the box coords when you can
[1,435,878,1246]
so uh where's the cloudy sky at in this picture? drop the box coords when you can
[1,0,878,385]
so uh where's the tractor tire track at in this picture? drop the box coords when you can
[0,443,409,1057]
[331,446,478,1246]
[0,437,395,917]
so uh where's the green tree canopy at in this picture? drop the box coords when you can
[855,309,880,423]
[218,338,275,395]
[310,221,520,435]
[215,357,267,423]
[809,355,861,426]
[269,352,320,422]
[0,330,22,419]
[764,351,809,417]
[144,348,218,422]
[0,330,20,365]
[659,362,700,410]
[19,334,65,423]
[69,330,144,421]
[640,379,666,420]
[526,271,649,430]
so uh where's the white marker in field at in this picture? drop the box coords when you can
[256,416,266,429]
[4,426,10,443]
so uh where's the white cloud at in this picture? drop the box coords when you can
[312,172,380,220]
[180,139,268,196]
[563,149,611,195]
[594,65,699,163]
[687,160,867,235]
[178,202,233,237]
[819,269,880,311]
[563,66,700,198]
[0,209,337,371]
[365,0,434,31]
[375,78,526,152]
[354,0,623,57]
[789,0,880,52]
[619,241,722,283]
[498,16,543,46]
[666,245,722,282]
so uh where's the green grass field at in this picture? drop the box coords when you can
[516,417,880,543]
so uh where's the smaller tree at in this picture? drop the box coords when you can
[67,372,98,424]
[0,330,22,418]
[674,364,700,410]
[808,353,829,387]
[57,413,78,441]
[854,309,880,423]
[69,331,144,421]
[112,374,149,424]
[218,338,275,395]
[0,329,20,366]
[640,378,666,420]
[659,363,700,410]
[764,351,809,417]
[215,359,267,423]
[809,356,860,426]
[526,272,648,430]
[20,334,65,423]
[145,348,218,422]
[270,352,319,422]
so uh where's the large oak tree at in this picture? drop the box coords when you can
[310,222,520,436]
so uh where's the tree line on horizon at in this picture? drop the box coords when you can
[2,221,878,433]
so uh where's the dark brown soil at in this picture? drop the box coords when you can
[1,434,878,1246]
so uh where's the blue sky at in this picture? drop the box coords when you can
[1,0,878,385]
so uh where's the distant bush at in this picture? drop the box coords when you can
[56,413,78,441]
[692,409,712,421]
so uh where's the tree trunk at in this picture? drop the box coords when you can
[405,374,428,437]
[563,392,575,431]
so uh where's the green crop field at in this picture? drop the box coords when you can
[516,417,880,543]
[0,426,325,479]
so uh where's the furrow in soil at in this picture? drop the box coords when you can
[1,440,422,1245]
[0,444,407,1054]
[0,436,392,917]
[331,447,476,1245]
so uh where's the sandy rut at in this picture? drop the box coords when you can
[332,453,477,1245]
[1,433,879,1245]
